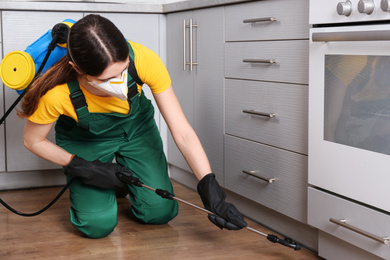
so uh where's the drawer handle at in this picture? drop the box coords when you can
[243,59,277,64]
[243,109,276,118]
[243,17,277,23]
[329,218,390,245]
[242,170,276,183]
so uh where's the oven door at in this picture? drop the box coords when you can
[309,24,390,213]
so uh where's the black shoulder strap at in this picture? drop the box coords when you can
[68,80,92,129]
[127,42,143,87]
[127,42,143,100]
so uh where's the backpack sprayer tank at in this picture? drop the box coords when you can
[0,19,75,94]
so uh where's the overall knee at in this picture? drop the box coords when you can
[70,204,118,239]
[135,200,179,225]
[84,216,117,239]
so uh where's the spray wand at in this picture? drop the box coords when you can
[116,171,302,251]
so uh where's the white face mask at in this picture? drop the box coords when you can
[88,69,128,101]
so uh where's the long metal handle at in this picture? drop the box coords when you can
[312,30,390,42]
[183,19,187,71]
[329,218,390,245]
[189,18,198,71]
[143,181,277,240]
[115,170,302,251]
[183,19,198,71]
[243,17,277,23]
[243,109,276,118]
[242,170,276,184]
[189,18,193,71]
[243,59,276,64]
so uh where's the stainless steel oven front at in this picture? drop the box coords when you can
[309,1,390,214]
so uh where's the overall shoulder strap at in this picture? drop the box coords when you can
[127,42,143,99]
[68,80,92,128]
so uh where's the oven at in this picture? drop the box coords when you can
[310,0,390,214]
[308,1,390,258]
[309,23,390,212]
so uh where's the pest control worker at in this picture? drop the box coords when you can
[19,14,247,238]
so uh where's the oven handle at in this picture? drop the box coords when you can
[329,218,389,245]
[312,30,390,42]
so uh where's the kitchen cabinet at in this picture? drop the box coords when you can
[0,11,84,189]
[167,0,316,249]
[166,7,224,183]
[0,10,163,189]
[0,11,83,189]
[223,0,309,223]
[2,11,84,172]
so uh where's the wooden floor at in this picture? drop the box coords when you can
[0,180,321,260]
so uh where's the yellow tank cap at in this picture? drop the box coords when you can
[0,51,35,91]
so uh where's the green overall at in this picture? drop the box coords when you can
[54,58,178,239]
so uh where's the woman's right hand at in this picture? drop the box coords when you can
[65,155,129,189]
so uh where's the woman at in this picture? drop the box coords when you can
[19,14,247,238]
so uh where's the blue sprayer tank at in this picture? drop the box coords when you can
[0,19,75,94]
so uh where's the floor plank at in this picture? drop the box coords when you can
[0,181,321,259]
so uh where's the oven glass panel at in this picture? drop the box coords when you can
[324,55,390,155]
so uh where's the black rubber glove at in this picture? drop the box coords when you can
[197,173,248,230]
[65,155,129,189]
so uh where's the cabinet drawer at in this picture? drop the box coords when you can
[225,79,308,154]
[225,0,309,42]
[224,135,308,222]
[225,40,309,85]
[308,187,390,259]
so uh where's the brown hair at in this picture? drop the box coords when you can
[18,14,129,118]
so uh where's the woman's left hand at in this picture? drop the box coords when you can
[197,173,248,230]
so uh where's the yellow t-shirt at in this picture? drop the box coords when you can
[28,41,171,124]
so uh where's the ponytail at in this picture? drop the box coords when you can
[17,55,77,118]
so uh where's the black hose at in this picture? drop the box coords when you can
[0,24,73,216]
[0,177,74,217]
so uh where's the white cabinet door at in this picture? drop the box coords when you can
[192,8,224,182]
[2,11,83,172]
[167,7,224,183]
[167,10,194,173]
